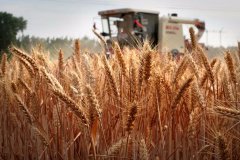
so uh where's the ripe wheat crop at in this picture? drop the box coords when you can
[1,32,240,160]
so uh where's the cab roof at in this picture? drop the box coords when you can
[98,8,159,17]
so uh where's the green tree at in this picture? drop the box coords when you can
[0,12,27,53]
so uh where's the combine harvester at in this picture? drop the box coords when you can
[93,8,205,57]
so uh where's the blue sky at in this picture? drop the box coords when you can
[1,0,240,47]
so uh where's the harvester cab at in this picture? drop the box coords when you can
[96,8,205,55]
[98,8,159,47]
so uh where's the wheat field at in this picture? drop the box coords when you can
[0,31,240,160]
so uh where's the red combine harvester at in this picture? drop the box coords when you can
[93,8,205,57]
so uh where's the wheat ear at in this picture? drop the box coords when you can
[143,51,152,82]
[10,47,39,73]
[224,51,237,85]
[197,47,214,85]
[216,132,230,160]
[58,49,64,80]
[85,84,101,126]
[11,83,34,124]
[18,57,35,77]
[171,76,194,109]
[188,107,201,138]
[102,56,119,98]
[74,39,81,62]
[214,106,240,120]
[139,139,149,160]
[189,27,197,50]
[52,87,89,126]
[106,137,127,156]
[113,42,127,76]
[1,53,7,76]
[126,102,138,134]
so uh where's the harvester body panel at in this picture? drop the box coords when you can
[159,16,185,54]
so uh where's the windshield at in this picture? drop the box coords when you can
[109,17,123,37]
[101,18,110,37]
[101,13,133,39]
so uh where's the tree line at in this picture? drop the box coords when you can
[0,11,100,59]
[17,35,101,59]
